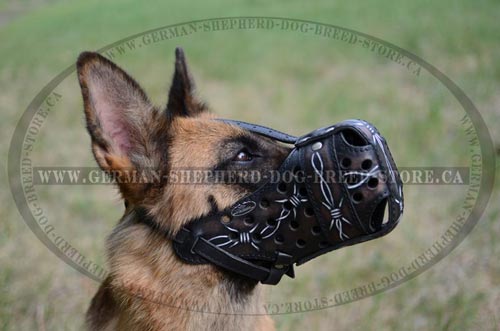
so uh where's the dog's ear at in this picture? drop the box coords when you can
[77,52,165,202]
[165,47,207,120]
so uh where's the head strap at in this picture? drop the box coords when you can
[217,119,298,143]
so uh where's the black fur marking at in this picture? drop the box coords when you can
[85,277,118,328]
[210,133,279,192]
[213,134,263,171]
[165,47,207,120]
[207,195,219,216]
[222,270,258,303]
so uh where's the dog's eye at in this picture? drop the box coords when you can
[233,149,253,162]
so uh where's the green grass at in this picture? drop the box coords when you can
[1,1,499,330]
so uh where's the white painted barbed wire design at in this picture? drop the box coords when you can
[311,151,351,240]
[261,183,307,239]
[343,165,380,190]
[209,182,309,249]
[209,223,261,251]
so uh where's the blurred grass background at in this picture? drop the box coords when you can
[0,0,499,330]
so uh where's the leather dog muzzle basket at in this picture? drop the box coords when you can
[172,119,404,285]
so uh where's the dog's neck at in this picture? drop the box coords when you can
[90,210,270,330]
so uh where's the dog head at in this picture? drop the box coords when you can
[77,48,290,234]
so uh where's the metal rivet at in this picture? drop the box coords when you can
[221,215,231,224]
[275,264,284,269]
[311,142,323,151]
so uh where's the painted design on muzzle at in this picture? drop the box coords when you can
[311,151,352,240]
[173,119,404,285]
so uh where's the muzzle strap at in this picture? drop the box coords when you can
[175,227,294,284]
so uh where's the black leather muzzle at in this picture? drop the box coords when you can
[172,119,404,285]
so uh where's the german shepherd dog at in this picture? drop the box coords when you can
[77,48,285,330]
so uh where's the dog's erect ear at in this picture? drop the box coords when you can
[77,52,165,202]
[165,47,207,120]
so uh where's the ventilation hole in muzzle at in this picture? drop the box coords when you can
[229,232,238,240]
[361,159,373,170]
[277,182,288,194]
[368,177,379,189]
[289,221,299,230]
[370,198,388,230]
[296,239,306,248]
[299,186,308,197]
[341,157,352,168]
[252,233,262,243]
[259,199,270,209]
[340,129,369,147]
[352,192,363,203]
[304,207,315,217]
[311,225,321,236]
[275,234,284,245]
[244,216,254,226]
[267,218,278,227]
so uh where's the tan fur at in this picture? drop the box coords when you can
[150,114,252,234]
[78,51,283,331]
[89,212,273,331]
